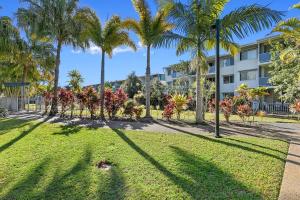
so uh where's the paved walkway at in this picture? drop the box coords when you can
[8,112,300,199]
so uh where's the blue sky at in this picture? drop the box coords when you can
[1,0,299,86]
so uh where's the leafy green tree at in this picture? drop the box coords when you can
[68,69,84,93]
[150,78,166,109]
[76,11,136,119]
[159,0,283,123]
[17,0,92,115]
[269,39,300,102]
[124,0,173,119]
[122,72,142,98]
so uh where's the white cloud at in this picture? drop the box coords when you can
[71,49,82,54]
[113,46,135,55]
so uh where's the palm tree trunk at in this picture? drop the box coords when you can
[100,50,105,119]
[145,45,151,119]
[195,65,203,123]
[49,41,62,116]
[21,65,28,110]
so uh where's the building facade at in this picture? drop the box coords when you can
[164,36,278,102]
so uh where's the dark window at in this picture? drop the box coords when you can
[167,69,171,75]
[224,57,234,66]
[223,75,234,84]
[240,70,256,81]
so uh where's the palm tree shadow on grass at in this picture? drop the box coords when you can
[0,117,51,153]
[112,129,261,199]
[2,146,125,200]
[52,125,83,136]
[0,118,32,135]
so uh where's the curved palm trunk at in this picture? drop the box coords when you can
[49,42,62,116]
[100,50,105,119]
[145,45,151,119]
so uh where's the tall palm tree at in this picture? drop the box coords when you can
[68,69,84,93]
[124,0,173,119]
[158,0,283,123]
[273,2,300,62]
[17,0,91,116]
[77,10,136,119]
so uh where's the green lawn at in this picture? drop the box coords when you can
[0,118,289,199]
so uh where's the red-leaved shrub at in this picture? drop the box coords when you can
[162,99,175,120]
[76,91,88,118]
[220,98,233,123]
[58,88,74,117]
[43,91,53,114]
[237,104,252,122]
[84,87,100,119]
[104,88,128,119]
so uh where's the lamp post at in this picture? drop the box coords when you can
[214,19,221,138]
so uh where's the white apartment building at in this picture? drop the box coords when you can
[164,36,277,103]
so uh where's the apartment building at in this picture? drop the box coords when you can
[164,36,277,103]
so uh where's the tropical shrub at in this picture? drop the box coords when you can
[162,100,175,120]
[257,110,267,122]
[133,105,144,119]
[208,98,215,113]
[43,91,53,114]
[76,91,88,118]
[237,104,252,122]
[58,88,74,117]
[0,106,8,118]
[123,100,135,119]
[122,72,142,98]
[104,88,128,119]
[172,94,188,120]
[220,98,233,123]
[84,87,100,119]
[133,91,145,105]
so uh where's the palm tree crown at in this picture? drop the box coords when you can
[124,0,173,118]
[158,0,284,123]
[77,10,137,118]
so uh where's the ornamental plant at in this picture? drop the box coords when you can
[104,88,128,119]
[162,100,175,120]
[58,88,74,117]
[43,91,53,114]
[208,98,215,113]
[123,100,135,119]
[172,94,188,120]
[84,87,100,119]
[133,105,144,119]
[76,91,88,118]
[220,98,233,123]
[237,104,252,123]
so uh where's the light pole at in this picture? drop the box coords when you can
[214,19,221,138]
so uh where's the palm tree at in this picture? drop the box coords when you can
[124,0,173,119]
[17,0,91,116]
[273,2,300,62]
[158,0,283,124]
[77,10,136,119]
[68,69,84,93]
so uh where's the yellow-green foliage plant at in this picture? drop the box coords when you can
[172,94,188,120]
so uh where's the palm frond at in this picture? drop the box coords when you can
[221,4,284,39]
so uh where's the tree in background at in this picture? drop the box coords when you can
[150,78,166,109]
[68,69,84,117]
[158,0,283,124]
[76,11,136,119]
[270,2,300,102]
[124,0,173,119]
[122,72,142,98]
[17,0,92,116]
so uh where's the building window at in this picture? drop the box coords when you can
[172,71,177,78]
[223,57,234,67]
[223,92,234,98]
[240,70,256,81]
[240,49,257,60]
[167,69,171,76]
[223,75,234,84]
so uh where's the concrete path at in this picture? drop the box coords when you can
[7,112,300,199]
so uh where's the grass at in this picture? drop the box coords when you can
[26,103,300,123]
[0,118,289,199]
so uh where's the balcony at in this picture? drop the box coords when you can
[259,52,271,63]
[259,77,271,86]
[208,66,215,74]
